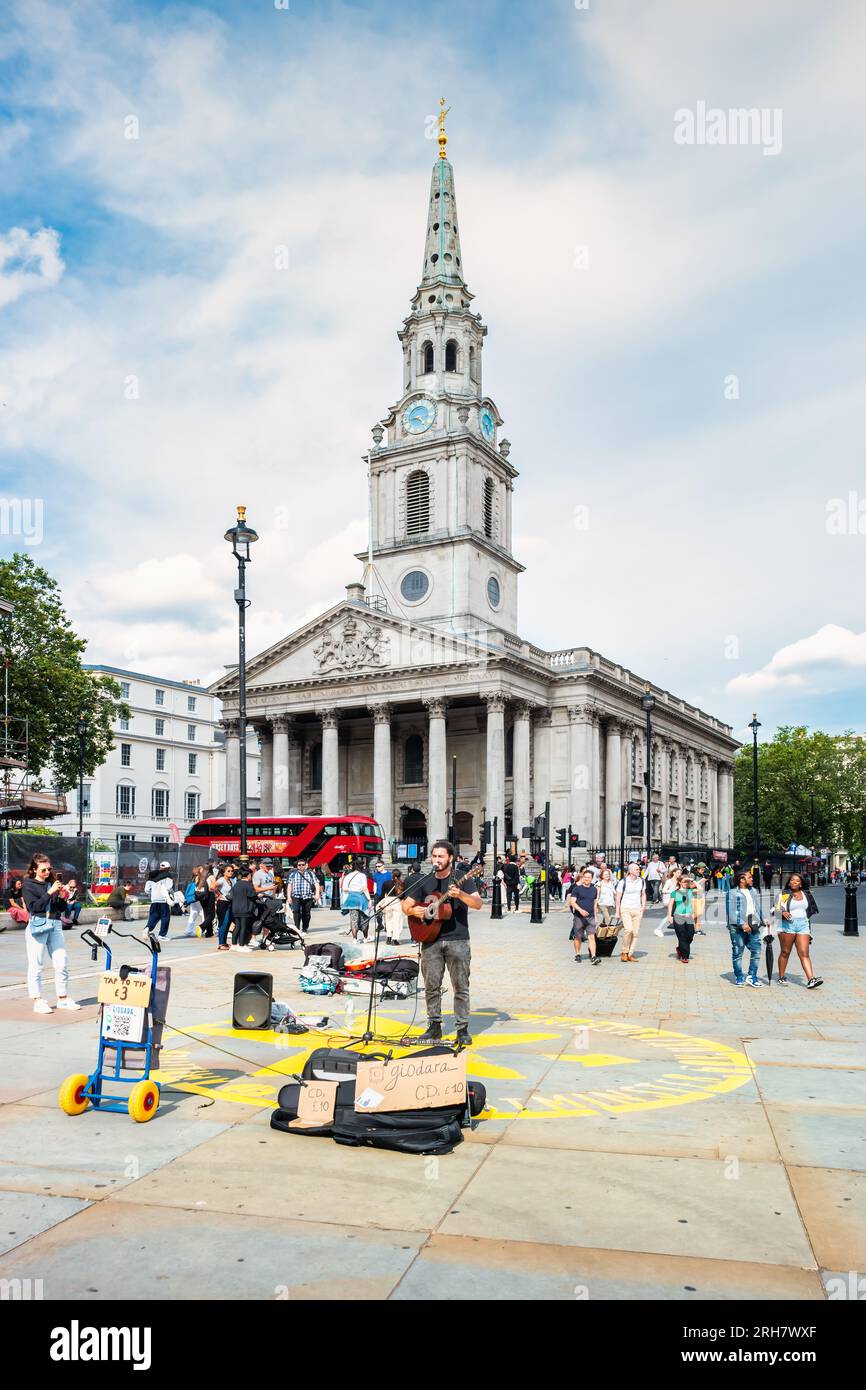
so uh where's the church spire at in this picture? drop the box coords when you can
[418,99,469,302]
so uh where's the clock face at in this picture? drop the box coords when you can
[403,400,436,435]
[480,408,495,441]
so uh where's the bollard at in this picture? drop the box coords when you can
[490,874,503,920]
[530,877,543,924]
[330,875,341,911]
[844,880,859,936]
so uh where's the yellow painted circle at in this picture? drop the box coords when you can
[153,1012,752,1120]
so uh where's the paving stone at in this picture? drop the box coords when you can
[787,1167,866,1270]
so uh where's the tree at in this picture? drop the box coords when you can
[733,726,866,857]
[0,554,128,791]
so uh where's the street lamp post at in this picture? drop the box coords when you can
[641,685,655,861]
[749,713,761,861]
[224,505,259,859]
[77,715,88,838]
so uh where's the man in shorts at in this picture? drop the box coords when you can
[565,868,600,964]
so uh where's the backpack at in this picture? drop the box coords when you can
[184,880,197,905]
[303,941,343,970]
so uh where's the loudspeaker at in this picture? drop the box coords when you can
[232,971,273,1030]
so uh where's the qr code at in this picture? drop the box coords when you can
[102,1005,142,1041]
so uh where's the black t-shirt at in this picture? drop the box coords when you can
[501,861,520,887]
[568,883,597,919]
[412,869,478,944]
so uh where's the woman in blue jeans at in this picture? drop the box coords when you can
[21,853,81,1014]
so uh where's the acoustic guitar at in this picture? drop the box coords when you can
[407,863,482,945]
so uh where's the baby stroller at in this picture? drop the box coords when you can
[266,900,305,951]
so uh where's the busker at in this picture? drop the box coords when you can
[402,839,481,1047]
[725,871,770,987]
[773,873,823,988]
[565,867,600,965]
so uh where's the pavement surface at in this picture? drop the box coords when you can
[0,885,863,1301]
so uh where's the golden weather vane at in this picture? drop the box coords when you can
[437,96,451,159]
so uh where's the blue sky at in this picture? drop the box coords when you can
[1,0,864,742]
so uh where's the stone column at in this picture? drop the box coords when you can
[223,719,240,817]
[512,703,532,850]
[272,715,291,817]
[591,715,602,845]
[483,693,506,839]
[423,697,448,844]
[256,721,273,817]
[604,719,623,846]
[288,723,303,815]
[568,704,594,845]
[319,710,340,814]
[370,703,393,844]
[718,762,733,847]
[532,709,552,820]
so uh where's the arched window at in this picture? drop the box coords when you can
[445,339,458,372]
[406,470,430,536]
[505,724,514,778]
[483,476,495,539]
[404,734,424,785]
[670,814,678,839]
[422,341,434,374]
[310,743,322,791]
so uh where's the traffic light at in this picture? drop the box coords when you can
[482,820,492,843]
[570,832,580,848]
[555,828,567,848]
[627,802,644,838]
[534,814,547,838]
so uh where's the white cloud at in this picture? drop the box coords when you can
[0,227,64,308]
[726,624,866,695]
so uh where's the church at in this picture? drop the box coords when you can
[212,111,738,861]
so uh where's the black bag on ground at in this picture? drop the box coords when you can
[303,942,344,970]
[302,1046,389,1081]
[332,1106,465,1155]
[270,1077,357,1136]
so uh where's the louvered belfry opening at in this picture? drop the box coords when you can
[483,476,495,539]
[406,469,430,536]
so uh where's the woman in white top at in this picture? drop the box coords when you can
[773,874,822,988]
[615,863,646,962]
[340,864,373,940]
[596,868,617,930]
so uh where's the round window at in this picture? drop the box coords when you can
[487,575,501,608]
[401,570,430,602]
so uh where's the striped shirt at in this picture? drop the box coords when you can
[288,869,318,900]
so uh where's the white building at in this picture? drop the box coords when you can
[49,665,259,848]
[212,122,738,858]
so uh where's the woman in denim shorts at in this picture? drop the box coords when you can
[773,873,822,988]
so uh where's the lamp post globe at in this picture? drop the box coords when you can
[224,506,258,858]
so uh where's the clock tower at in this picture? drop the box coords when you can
[359,103,523,638]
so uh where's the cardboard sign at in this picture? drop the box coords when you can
[97,970,151,1008]
[288,1079,338,1129]
[354,1051,466,1113]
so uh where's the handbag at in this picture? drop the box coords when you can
[28,912,54,940]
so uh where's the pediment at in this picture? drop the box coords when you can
[212,602,490,695]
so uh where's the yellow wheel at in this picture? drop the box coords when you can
[128,1079,160,1123]
[59,1073,91,1116]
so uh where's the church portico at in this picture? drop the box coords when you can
[212,115,738,856]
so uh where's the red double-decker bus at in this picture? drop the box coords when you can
[184,816,385,869]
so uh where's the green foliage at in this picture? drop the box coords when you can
[0,554,129,791]
[733,726,866,856]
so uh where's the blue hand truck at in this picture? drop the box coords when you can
[59,918,169,1122]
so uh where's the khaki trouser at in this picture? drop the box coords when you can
[621,907,643,954]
